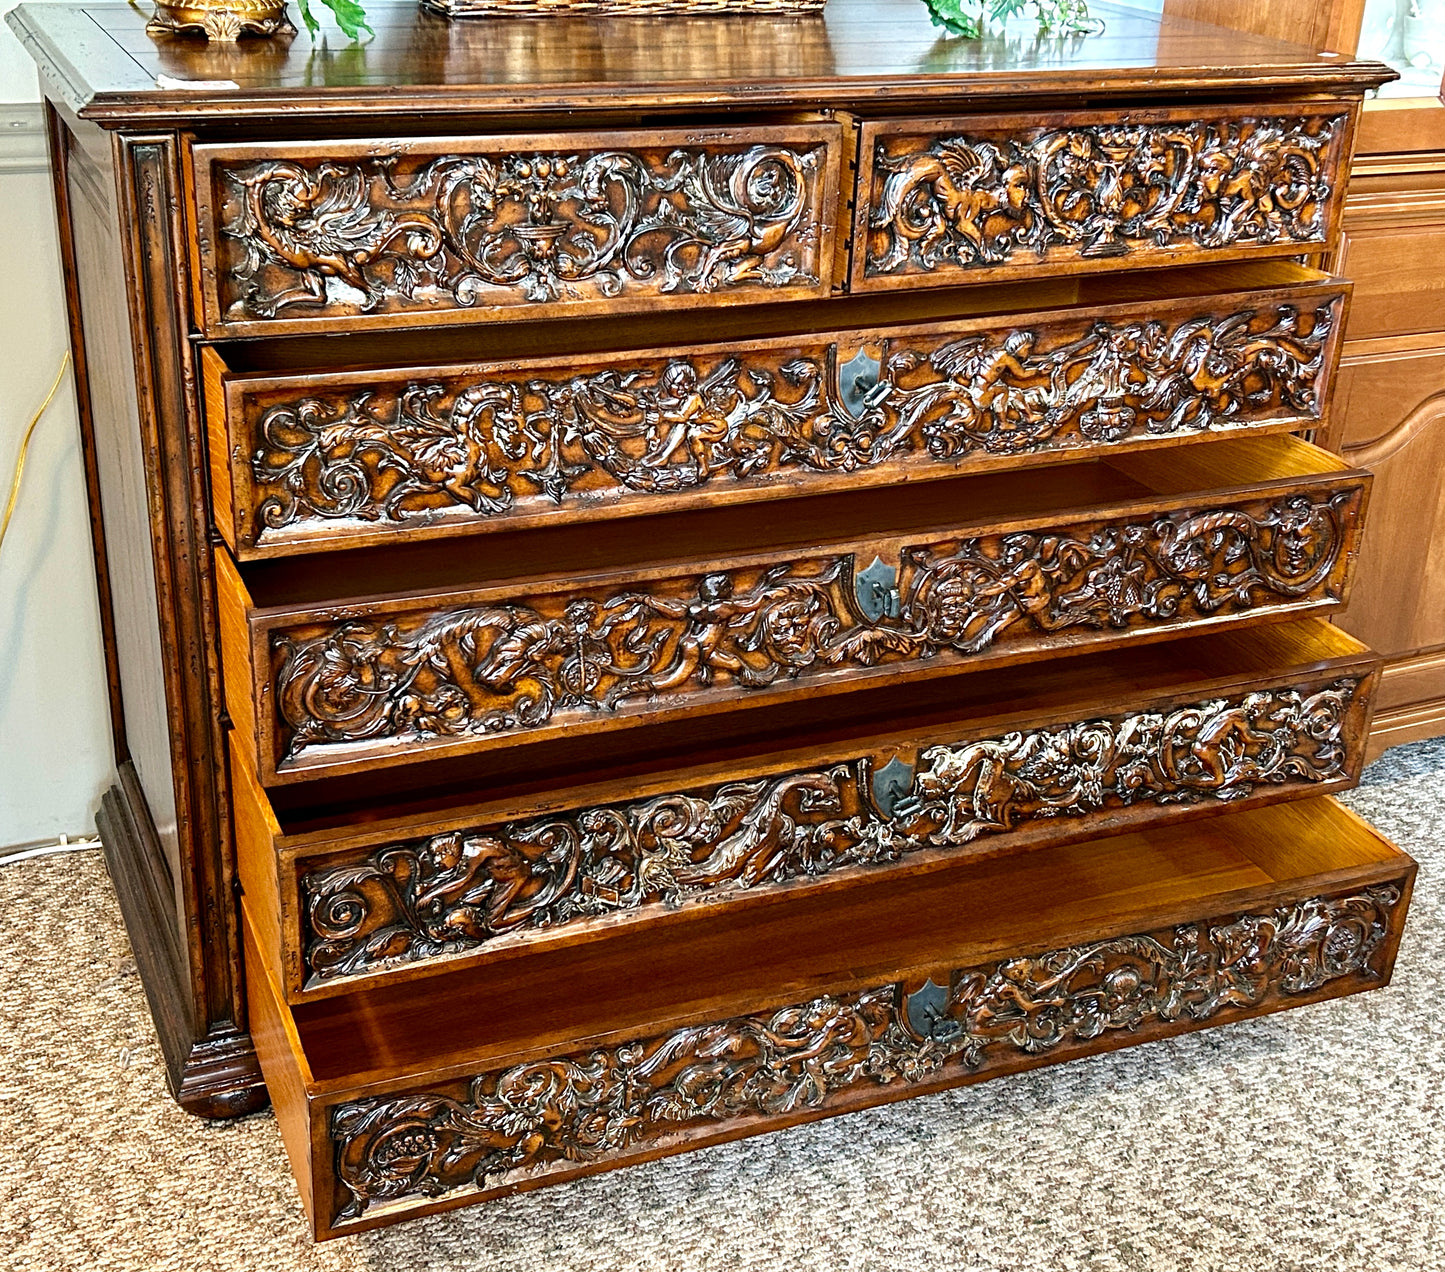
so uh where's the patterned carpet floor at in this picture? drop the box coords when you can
[2,739,1442,1272]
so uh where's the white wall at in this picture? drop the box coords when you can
[0,83,113,846]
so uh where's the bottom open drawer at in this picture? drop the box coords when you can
[247,794,1415,1239]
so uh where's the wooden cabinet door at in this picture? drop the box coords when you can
[1325,151,1445,754]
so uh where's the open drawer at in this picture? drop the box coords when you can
[246,793,1415,1238]
[201,262,1350,560]
[235,617,1381,1002]
[217,434,1369,784]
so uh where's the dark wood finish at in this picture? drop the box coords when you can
[204,269,1349,559]
[233,617,1380,1003]
[245,794,1416,1238]
[3,0,1395,126]
[8,0,1409,1239]
[44,101,264,1114]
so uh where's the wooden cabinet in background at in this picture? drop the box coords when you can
[1172,0,1445,758]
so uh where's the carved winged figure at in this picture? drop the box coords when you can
[869,140,1033,273]
[226,161,444,316]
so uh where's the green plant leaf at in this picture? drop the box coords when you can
[294,0,320,35]
[293,0,373,41]
[320,0,373,40]
[923,0,983,37]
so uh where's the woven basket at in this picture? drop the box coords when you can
[423,0,827,16]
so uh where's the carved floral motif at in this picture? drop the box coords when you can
[329,884,1400,1219]
[866,114,1344,278]
[271,489,1355,765]
[213,141,827,324]
[244,299,1338,545]
[302,678,1362,983]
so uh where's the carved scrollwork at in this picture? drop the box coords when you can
[212,139,828,325]
[329,884,1401,1219]
[865,114,1344,278]
[302,678,1362,983]
[270,488,1356,765]
[242,298,1339,547]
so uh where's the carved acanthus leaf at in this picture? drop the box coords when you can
[214,141,827,324]
[866,114,1344,278]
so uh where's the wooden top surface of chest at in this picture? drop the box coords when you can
[8,0,1394,127]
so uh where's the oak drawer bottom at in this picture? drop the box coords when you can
[245,795,1415,1239]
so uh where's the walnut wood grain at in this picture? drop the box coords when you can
[1321,143,1445,754]
[8,0,1405,1183]
[3,0,1396,127]
[205,277,1349,559]
[241,794,1415,1238]
[230,618,1379,1002]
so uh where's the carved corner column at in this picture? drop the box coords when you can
[111,131,264,1117]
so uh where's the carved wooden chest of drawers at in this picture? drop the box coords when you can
[9,0,1416,1240]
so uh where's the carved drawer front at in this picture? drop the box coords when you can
[202,271,1349,560]
[232,618,1380,1001]
[853,104,1352,292]
[244,794,1415,1238]
[216,434,1368,785]
[189,125,842,338]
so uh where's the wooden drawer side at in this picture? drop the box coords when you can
[189,124,843,338]
[853,104,1355,292]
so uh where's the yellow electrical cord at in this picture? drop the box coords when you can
[0,351,72,560]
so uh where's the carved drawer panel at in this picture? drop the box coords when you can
[232,618,1380,1001]
[188,125,842,338]
[853,105,1353,292]
[244,794,1415,1238]
[202,270,1349,560]
[216,434,1368,785]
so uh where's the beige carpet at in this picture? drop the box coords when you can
[3,740,1443,1272]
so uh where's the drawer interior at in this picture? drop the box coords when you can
[278,795,1410,1089]
[212,259,1338,375]
[262,615,1378,826]
[235,432,1356,610]
[236,616,1381,1004]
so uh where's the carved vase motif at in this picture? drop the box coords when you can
[201,133,835,330]
[863,113,1347,281]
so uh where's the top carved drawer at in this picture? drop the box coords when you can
[852,105,1353,292]
[188,124,843,337]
